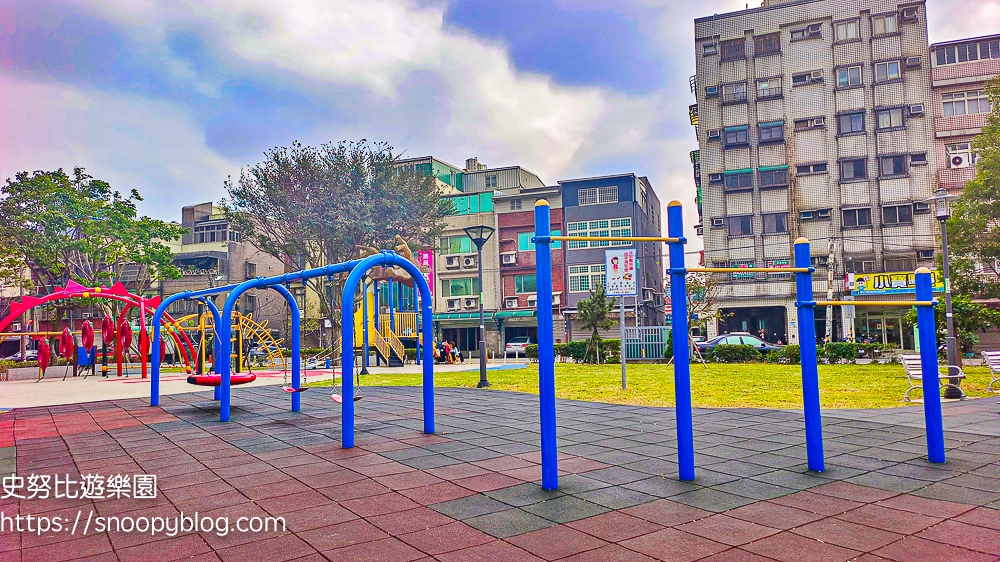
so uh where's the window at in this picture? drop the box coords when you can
[728,215,752,236]
[703,43,718,56]
[723,126,749,146]
[566,219,630,248]
[722,82,747,103]
[879,155,906,177]
[836,65,862,87]
[796,163,827,175]
[840,159,867,181]
[875,61,901,82]
[845,258,876,274]
[245,262,256,278]
[724,172,752,191]
[790,23,822,40]
[872,14,897,35]
[936,40,1000,65]
[763,213,788,233]
[791,72,814,86]
[440,236,473,254]
[843,208,872,227]
[514,274,536,293]
[875,107,904,130]
[519,230,561,250]
[882,204,913,225]
[885,257,915,271]
[720,38,745,61]
[759,168,788,188]
[485,175,498,188]
[910,153,927,165]
[568,264,605,292]
[441,277,480,297]
[794,117,826,131]
[509,198,522,210]
[757,77,781,98]
[942,90,990,116]
[758,121,784,142]
[946,143,978,168]
[811,256,829,267]
[838,111,865,134]
[754,33,780,56]
[578,186,618,205]
[835,20,858,41]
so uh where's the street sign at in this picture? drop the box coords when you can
[605,249,637,297]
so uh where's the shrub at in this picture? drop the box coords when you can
[553,343,569,358]
[709,344,761,363]
[765,344,800,364]
[530,339,620,362]
[525,344,538,359]
[404,348,417,361]
[819,342,859,364]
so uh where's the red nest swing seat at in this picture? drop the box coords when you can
[186,373,256,386]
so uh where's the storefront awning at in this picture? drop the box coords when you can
[433,310,537,322]
[494,311,536,319]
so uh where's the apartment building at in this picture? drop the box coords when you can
[433,159,545,356]
[559,174,665,340]
[494,185,567,344]
[692,0,938,348]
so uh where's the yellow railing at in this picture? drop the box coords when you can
[383,330,406,362]
[380,312,417,338]
[368,329,390,361]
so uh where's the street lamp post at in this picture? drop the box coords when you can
[464,224,495,388]
[925,188,963,399]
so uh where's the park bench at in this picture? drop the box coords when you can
[982,351,1000,392]
[900,354,965,402]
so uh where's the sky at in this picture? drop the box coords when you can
[1,0,999,244]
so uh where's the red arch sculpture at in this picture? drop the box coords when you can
[0,280,197,377]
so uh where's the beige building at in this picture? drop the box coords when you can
[692,0,939,348]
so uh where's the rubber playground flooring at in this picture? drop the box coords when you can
[1,387,999,561]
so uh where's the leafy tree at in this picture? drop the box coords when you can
[904,294,1000,352]
[683,272,729,336]
[222,140,452,327]
[575,284,617,363]
[0,168,184,299]
[949,74,1000,298]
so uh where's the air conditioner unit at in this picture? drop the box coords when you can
[816,208,832,218]
[711,217,725,227]
[807,23,822,36]
[810,70,824,81]
[900,7,918,21]
[445,256,460,269]
[526,295,537,307]
[950,153,970,169]
[905,56,921,68]
[709,173,723,183]
[81,312,92,319]
[463,297,479,309]
[552,293,561,306]
[810,117,826,127]
[908,104,924,116]
[501,253,516,265]
[913,201,931,213]
[504,296,519,309]
[916,249,934,259]
[447,298,461,311]
[462,255,477,269]
[707,129,721,140]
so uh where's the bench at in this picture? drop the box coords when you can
[900,354,966,402]
[983,351,1000,392]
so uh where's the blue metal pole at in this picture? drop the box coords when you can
[667,201,695,481]
[362,279,370,369]
[373,280,381,366]
[271,284,302,411]
[415,289,421,366]
[794,237,825,472]
[388,277,395,333]
[916,267,945,463]
[201,298,223,401]
[534,200,558,490]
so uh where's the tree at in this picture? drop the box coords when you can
[575,284,617,363]
[949,74,1000,298]
[0,168,185,299]
[904,294,1000,352]
[682,272,728,336]
[222,140,452,328]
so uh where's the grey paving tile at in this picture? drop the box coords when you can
[670,488,758,513]
[576,486,658,509]
[621,476,701,498]
[429,494,512,519]
[583,466,650,485]
[484,483,564,507]
[521,495,611,523]
[463,507,556,538]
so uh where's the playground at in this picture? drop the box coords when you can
[1,201,998,560]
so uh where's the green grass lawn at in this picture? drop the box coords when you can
[309,362,997,409]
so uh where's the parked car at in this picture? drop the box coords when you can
[248,345,282,363]
[504,336,534,357]
[696,332,782,354]
[1,350,38,362]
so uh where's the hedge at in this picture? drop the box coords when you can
[708,344,762,363]
[525,339,621,363]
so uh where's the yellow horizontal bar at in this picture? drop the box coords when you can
[688,267,810,273]
[815,301,934,307]
[550,236,681,243]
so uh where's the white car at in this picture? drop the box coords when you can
[504,336,534,357]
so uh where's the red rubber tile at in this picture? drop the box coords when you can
[373,470,443,491]
[620,498,713,527]
[742,531,861,562]
[453,472,525,492]
[297,518,389,551]
[953,506,1000,531]
[425,463,491,481]
[792,518,903,552]
[398,481,476,505]
[507,525,609,560]
[368,507,457,535]
[836,504,942,535]
[398,521,494,555]
[559,543,657,562]
[770,490,864,516]
[726,500,825,530]
[566,511,665,542]
[434,540,544,562]
[341,492,420,517]
[873,535,995,562]
[677,514,780,546]
[116,534,213,562]
[321,537,426,562]
[876,494,977,519]
[916,520,1000,555]
[619,528,729,562]
[809,481,898,503]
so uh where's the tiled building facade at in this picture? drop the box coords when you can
[693,0,940,348]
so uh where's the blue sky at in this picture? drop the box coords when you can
[1,0,998,240]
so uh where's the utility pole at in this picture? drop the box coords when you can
[824,240,836,343]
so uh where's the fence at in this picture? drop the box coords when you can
[623,326,670,360]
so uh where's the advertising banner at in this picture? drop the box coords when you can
[605,249,637,297]
[849,270,944,295]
